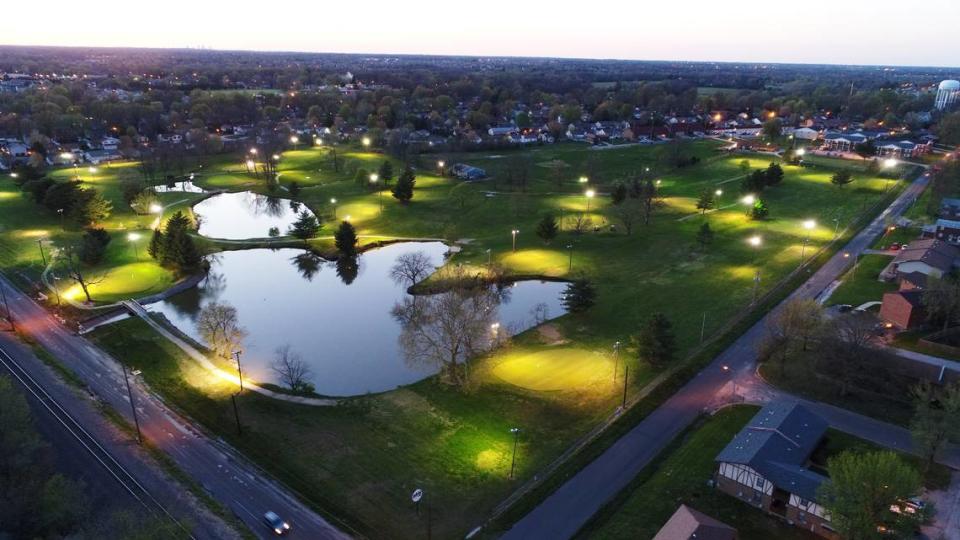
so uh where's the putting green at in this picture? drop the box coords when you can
[492,348,613,391]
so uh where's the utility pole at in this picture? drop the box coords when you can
[567,244,574,272]
[612,341,621,382]
[121,364,142,444]
[700,312,707,344]
[621,365,629,409]
[751,270,761,304]
[508,427,521,480]
[37,238,47,266]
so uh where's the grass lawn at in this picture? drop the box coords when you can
[826,254,896,307]
[581,405,950,540]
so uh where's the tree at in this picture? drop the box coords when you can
[765,163,784,186]
[196,302,246,358]
[831,170,854,188]
[561,278,596,313]
[377,160,394,186]
[937,111,960,146]
[821,312,875,396]
[910,381,960,477]
[638,178,662,225]
[505,154,532,191]
[571,213,593,235]
[761,117,782,139]
[334,220,358,256]
[536,214,559,244]
[611,183,628,205]
[855,141,878,160]
[288,181,302,198]
[818,451,922,540]
[696,222,714,248]
[751,198,769,220]
[160,211,202,272]
[738,159,751,175]
[390,251,434,287]
[922,276,960,330]
[634,313,676,368]
[760,298,824,376]
[147,229,163,260]
[335,256,359,285]
[69,187,112,226]
[696,188,715,215]
[130,189,159,215]
[613,199,643,235]
[271,345,314,394]
[58,244,105,303]
[288,210,320,242]
[354,167,370,188]
[391,269,500,387]
[78,228,111,265]
[392,165,416,203]
[742,169,767,193]
[42,181,82,214]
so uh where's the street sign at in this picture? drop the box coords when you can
[411,488,423,503]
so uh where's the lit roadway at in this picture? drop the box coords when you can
[502,170,932,539]
[0,277,348,540]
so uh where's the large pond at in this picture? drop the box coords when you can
[193,191,313,240]
[148,242,568,396]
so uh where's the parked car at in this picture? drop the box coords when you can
[837,304,854,313]
[263,511,291,536]
[888,242,902,250]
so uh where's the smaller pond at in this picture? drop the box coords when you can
[193,191,314,240]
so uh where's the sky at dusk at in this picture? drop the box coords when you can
[6,0,959,67]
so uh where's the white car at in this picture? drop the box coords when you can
[263,511,291,536]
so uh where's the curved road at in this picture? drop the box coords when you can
[0,275,348,540]
[502,171,932,539]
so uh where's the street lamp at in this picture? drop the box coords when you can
[796,148,806,157]
[748,235,762,247]
[127,232,141,261]
[579,176,589,184]
[509,427,521,479]
[742,194,756,206]
[149,203,163,214]
[585,189,596,212]
[248,148,257,155]
[567,244,574,271]
[486,248,492,267]
[511,229,519,252]
[290,135,299,146]
[370,173,383,212]
[722,364,738,399]
[330,198,338,218]
[121,363,143,444]
[884,158,898,169]
[362,136,371,148]
[437,160,445,175]
[715,188,723,197]
[800,219,816,265]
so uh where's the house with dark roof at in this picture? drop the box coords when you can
[883,238,959,280]
[938,197,960,220]
[652,505,737,540]
[714,402,838,539]
[929,218,960,246]
[880,288,926,330]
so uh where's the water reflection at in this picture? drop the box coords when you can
[148,243,567,396]
[193,191,316,240]
[153,179,206,193]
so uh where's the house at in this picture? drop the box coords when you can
[652,505,737,540]
[790,127,820,140]
[488,126,516,138]
[930,219,960,245]
[822,132,868,152]
[715,402,837,539]
[880,289,926,329]
[100,137,121,151]
[450,163,487,181]
[874,140,928,159]
[939,198,960,219]
[83,149,122,164]
[884,238,959,279]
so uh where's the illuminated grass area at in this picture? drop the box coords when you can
[491,348,617,391]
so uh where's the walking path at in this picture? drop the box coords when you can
[121,300,336,407]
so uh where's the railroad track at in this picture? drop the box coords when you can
[0,343,195,538]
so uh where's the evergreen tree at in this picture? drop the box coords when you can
[696,188,715,215]
[354,167,369,187]
[611,183,628,205]
[79,228,111,265]
[392,165,416,203]
[335,220,358,256]
[561,278,596,313]
[160,211,201,272]
[378,160,394,186]
[635,313,676,367]
[765,162,784,186]
[288,181,302,198]
[831,170,854,188]
[536,214,559,244]
[741,169,767,193]
[288,211,321,242]
[69,188,112,226]
[696,222,714,248]
[148,229,164,260]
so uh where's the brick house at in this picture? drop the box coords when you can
[652,505,737,540]
[714,402,838,539]
[880,289,926,330]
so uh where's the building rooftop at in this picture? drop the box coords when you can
[652,505,737,540]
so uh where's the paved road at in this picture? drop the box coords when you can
[0,276,349,540]
[502,172,932,539]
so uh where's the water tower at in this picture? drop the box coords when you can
[935,80,960,110]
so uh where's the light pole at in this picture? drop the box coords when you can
[612,341,621,382]
[800,219,816,265]
[511,229,519,252]
[370,173,382,213]
[509,427,521,480]
[437,160,445,175]
[57,208,65,230]
[585,189,595,213]
[486,248,492,267]
[715,188,723,204]
[331,198,338,218]
[567,244,574,272]
[233,350,244,392]
[748,235,762,304]
[722,364,738,400]
[290,135,300,149]
[621,364,629,409]
[362,136,371,149]
[121,363,142,444]
[37,238,47,267]
[127,232,141,261]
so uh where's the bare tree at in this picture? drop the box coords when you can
[390,251,435,287]
[271,345,313,394]
[196,302,247,358]
[391,268,500,388]
[571,213,593,235]
[612,199,643,235]
[759,298,824,377]
[821,312,875,396]
[58,244,105,303]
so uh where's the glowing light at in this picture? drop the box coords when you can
[316,138,323,146]
[246,160,255,169]
[149,203,163,214]
[59,152,74,160]
[290,136,299,144]
[272,154,280,160]
[796,148,806,156]
[802,219,816,230]
[330,198,337,204]
[438,160,445,168]
[715,189,723,196]
[127,232,141,242]
[369,173,379,182]
[362,136,371,147]
[884,158,898,168]
[748,235,762,247]
[742,194,756,205]
[585,189,596,198]
[248,148,257,155]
